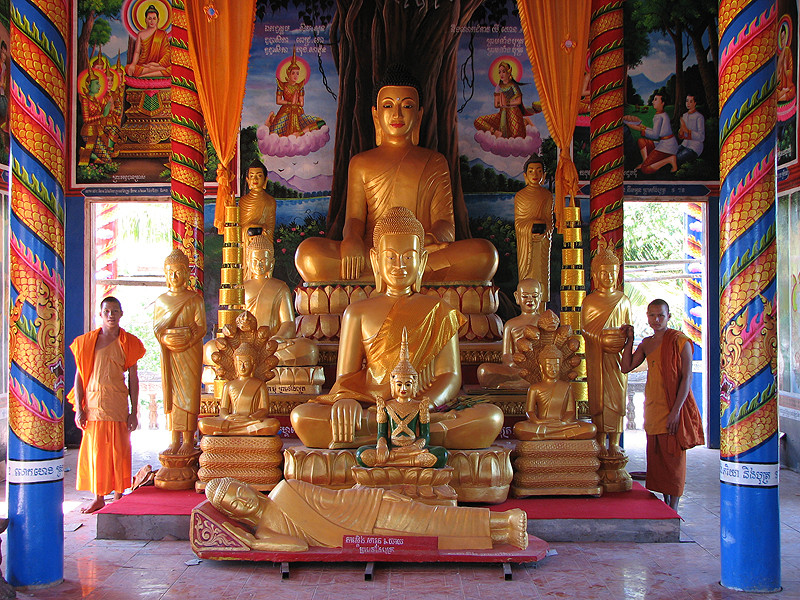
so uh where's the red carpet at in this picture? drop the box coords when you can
[99,481,677,520]
[97,486,204,515]
[490,482,679,520]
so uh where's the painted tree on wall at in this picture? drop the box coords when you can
[257,0,498,241]
[77,0,124,75]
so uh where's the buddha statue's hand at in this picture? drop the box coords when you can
[331,398,363,444]
[376,437,389,465]
[340,236,366,280]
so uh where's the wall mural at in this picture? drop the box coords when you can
[777,0,798,168]
[73,0,177,186]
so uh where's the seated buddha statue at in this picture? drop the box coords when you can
[295,64,498,283]
[205,476,529,551]
[513,344,597,440]
[290,207,504,449]
[199,343,280,436]
[243,236,317,366]
[356,328,447,468]
[477,278,543,389]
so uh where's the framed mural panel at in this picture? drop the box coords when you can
[777,0,798,169]
[72,0,175,187]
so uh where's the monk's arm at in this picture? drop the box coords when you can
[341,158,368,278]
[274,288,296,340]
[190,298,207,346]
[426,154,455,243]
[666,341,694,434]
[427,335,462,408]
[500,322,516,366]
[223,522,308,552]
[74,370,87,430]
[621,326,646,373]
[127,364,139,431]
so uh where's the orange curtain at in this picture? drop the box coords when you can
[184,0,257,232]
[517,0,591,232]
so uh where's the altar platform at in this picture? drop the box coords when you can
[95,481,680,544]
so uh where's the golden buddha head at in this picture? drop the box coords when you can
[515,279,542,314]
[234,343,257,377]
[206,477,264,525]
[372,64,424,146]
[164,249,190,291]
[391,328,419,401]
[247,236,274,279]
[592,235,620,291]
[537,344,563,380]
[246,160,268,193]
[370,207,428,293]
[523,155,545,187]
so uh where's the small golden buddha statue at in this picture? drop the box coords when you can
[295,64,497,283]
[243,236,318,366]
[514,345,597,440]
[515,156,553,300]
[356,328,447,468]
[205,476,529,551]
[477,278,543,389]
[199,343,280,436]
[239,160,276,275]
[290,207,504,450]
[581,236,631,455]
[154,249,205,455]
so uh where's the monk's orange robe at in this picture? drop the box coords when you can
[644,329,704,496]
[69,329,145,496]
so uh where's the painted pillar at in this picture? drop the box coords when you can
[7,0,67,587]
[170,0,205,292]
[588,0,625,266]
[718,0,780,591]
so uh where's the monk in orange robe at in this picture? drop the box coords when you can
[69,296,145,513]
[621,299,704,511]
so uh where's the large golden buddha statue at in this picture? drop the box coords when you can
[205,477,528,551]
[581,237,631,455]
[290,207,504,449]
[477,278,543,389]
[198,343,279,436]
[243,236,317,366]
[295,64,497,283]
[513,345,597,440]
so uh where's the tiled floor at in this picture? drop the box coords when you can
[3,428,799,599]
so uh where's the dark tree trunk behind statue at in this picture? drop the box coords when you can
[327,0,483,241]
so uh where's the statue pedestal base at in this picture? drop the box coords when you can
[156,449,201,491]
[197,435,284,493]
[283,446,358,489]
[447,446,513,504]
[598,451,633,493]
[268,366,326,396]
[295,283,502,342]
[284,444,512,502]
[511,439,602,498]
[351,466,457,506]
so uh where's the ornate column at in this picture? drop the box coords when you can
[7,0,67,587]
[170,0,205,291]
[589,0,625,266]
[718,0,780,591]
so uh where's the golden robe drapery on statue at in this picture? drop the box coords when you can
[320,295,465,406]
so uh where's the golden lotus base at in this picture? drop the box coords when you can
[295,283,502,342]
[511,439,602,498]
[351,466,458,506]
[155,449,201,491]
[598,451,633,493]
[268,366,326,395]
[283,446,358,489]
[196,435,284,493]
[446,446,513,504]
